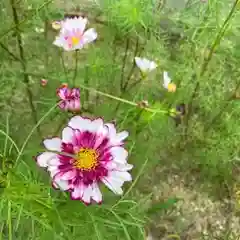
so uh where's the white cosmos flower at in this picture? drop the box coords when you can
[53,17,98,51]
[35,116,133,205]
[134,57,157,73]
[163,71,176,92]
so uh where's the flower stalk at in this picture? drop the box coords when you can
[72,50,79,85]
[120,38,130,91]
[10,0,41,137]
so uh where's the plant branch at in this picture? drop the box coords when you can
[1,0,53,40]
[24,72,168,115]
[0,41,22,62]
[72,50,79,85]
[121,37,140,92]
[120,38,130,90]
[10,0,41,137]
[59,49,68,78]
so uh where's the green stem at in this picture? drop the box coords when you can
[59,49,68,78]
[23,72,169,115]
[0,0,53,40]
[120,38,130,90]
[72,50,79,85]
[53,51,79,134]
[84,65,89,105]
[44,20,49,71]
[0,41,22,62]
[121,37,140,92]
[10,0,41,138]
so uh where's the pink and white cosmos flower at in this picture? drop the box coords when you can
[36,116,133,205]
[53,17,97,51]
[57,85,81,112]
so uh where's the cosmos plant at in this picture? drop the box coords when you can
[53,17,98,51]
[36,116,133,205]
[134,57,157,73]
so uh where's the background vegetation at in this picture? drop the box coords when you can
[0,0,240,239]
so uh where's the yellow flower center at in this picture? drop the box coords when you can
[71,36,80,45]
[167,83,176,92]
[73,148,98,170]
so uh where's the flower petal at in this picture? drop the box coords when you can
[62,127,74,143]
[115,131,128,143]
[71,184,85,199]
[135,57,146,71]
[63,17,88,33]
[43,138,62,151]
[36,152,57,167]
[81,185,92,204]
[54,169,77,181]
[68,116,92,132]
[48,166,59,176]
[60,169,77,180]
[53,37,64,48]
[102,177,123,195]
[82,28,98,45]
[91,182,102,203]
[135,57,157,73]
[115,163,133,172]
[110,171,132,182]
[163,71,171,89]
[53,178,70,191]
[89,118,104,132]
[149,61,157,71]
[48,157,61,166]
[105,124,128,145]
[110,146,128,164]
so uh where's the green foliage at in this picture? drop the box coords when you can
[0,0,240,239]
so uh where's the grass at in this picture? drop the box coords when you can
[0,0,240,239]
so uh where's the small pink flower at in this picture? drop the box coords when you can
[35,116,132,205]
[57,85,81,112]
[53,17,97,51]
[41,79,48,86]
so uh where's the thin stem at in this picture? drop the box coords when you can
[59,49,68,78]
[53,50,79,134]
[10,0,41,137]
[44,20,49,70]
[0,0,53,40]
[78,84,167,114]
[72,50,79,85]
[120,38,130,90]
[121,38,140,92]
[133,109,144,135]
[112,34,118,64]
[0,41,22,62]
[115,38,142,112]
[186,0,240,130]
[23,72,168,114]
[126,77,142,92]
[84,65,89,104]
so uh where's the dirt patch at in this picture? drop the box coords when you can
[144,167,240,239]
